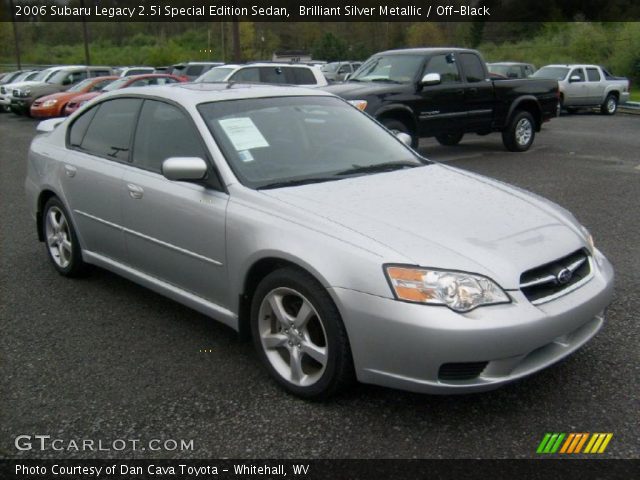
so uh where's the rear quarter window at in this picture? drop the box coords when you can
[287,67,317,85]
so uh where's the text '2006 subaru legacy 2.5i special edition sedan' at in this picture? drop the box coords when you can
[25,83,614,399]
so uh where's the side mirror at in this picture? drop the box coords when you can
[420,73,441,86]
[395,132,413,147]
[162,157,208,181]
[36,118,65,133]
[569,75,582,83]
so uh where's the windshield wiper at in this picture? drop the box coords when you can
[369,78,403,84]
[258,176,340,190]
[336,161,420,176]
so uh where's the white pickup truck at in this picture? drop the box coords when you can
[532,64,630,115]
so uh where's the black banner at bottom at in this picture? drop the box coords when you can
[1,459,639,480]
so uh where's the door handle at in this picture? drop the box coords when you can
[468,87,478,94]
[127,183,144,199]
[64,164,77,178]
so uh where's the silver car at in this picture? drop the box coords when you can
[26,84,614,398]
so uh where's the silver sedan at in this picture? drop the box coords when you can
[25,84,614,398]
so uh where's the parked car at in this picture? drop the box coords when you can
[1,68,63,113]
[488,62,536,79]
[323,48,559,151]
[195,63,328,87]
[1,70,35,85]
[63,74,184,115]
[0,70,42,112]
[321,61,362,82]
[532,64,630,114]
[26,84,613,398]
[116,66,155,77]
[10,66,113,115]
[30,76,118,118]
[170,62,223,81]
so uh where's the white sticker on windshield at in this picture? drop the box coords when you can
[219,117,269,151]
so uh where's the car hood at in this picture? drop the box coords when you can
[260,165,586,289]
[3,80,43,91]
[321,81,401,98]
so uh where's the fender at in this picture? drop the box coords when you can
[373,104,418,130]
[505,95,542,130]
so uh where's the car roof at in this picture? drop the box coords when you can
[374,47,476,56]
[100,82,333,106]
[541,64,600,68]
[488,62,531,66]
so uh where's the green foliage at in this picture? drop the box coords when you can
[312,32,348,62]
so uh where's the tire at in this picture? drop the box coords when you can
[42,197,87,277]
[435,132,464,146]
[502,110,535,152]
[600,94,617,115]
[380,118,418,148]
[250,267,354,399]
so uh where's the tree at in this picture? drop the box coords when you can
[312,32,348,61]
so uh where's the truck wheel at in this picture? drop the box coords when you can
[502,110,535,152]
[600,94,617,115]
[435,133,464,146]
[380,118,418,148]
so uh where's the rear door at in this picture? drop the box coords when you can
[121,99,229,305]
[585,67,605,104]
[458,52,494,132]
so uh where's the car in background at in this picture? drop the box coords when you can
[1,68,63,113]
[30,76,118,118]
[1,70,34,85]
[321,61,362,82]
[195,63,328,87]
[532,64,630,114]
[63,74,184,115]
[487,62,535,79]
[10,66,113,115]
[26,83,613,398]
[116,66,155,77]
[170,62,223,81]
[0,70,42,112]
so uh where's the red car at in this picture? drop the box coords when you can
[30,76,118,118]
[63,74,184,115]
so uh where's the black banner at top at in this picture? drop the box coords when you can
[3,0,640,22]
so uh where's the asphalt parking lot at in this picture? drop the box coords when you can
[1,111,638,459]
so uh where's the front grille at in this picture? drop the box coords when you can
[520,249,591,304]
[439,362,488,381]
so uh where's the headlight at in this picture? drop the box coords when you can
[580,226,595,254]
[348,100,368,111]
[385,266,510,312]
[22,89,31,97]
[43,99,58,107]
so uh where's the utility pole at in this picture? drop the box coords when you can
[79,0,91,65]
[8,0,22,69]
[232,18,240,62]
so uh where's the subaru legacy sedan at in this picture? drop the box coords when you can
[26,84,614,399]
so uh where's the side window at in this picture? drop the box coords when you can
[80,98,142,161]
[68,105,99,147]
[586,68,601,82]
[524,65,534,77]
[259,67,287,84]
[337,64,351,74]
[157,77,177,84]
[129,79,151,87]
[185,65,204,77]
[91,70,111,78]
[459,53,486,83]
[230,67,260,82]
[287,68,316,85]
[570,68,585,82]
[132,100,208,174]
[424,54,461,83]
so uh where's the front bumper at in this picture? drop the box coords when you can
[30,104,60,118]
[10,97,34,113]
[330,250,614,394]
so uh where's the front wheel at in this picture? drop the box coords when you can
[42,197,87,276]
[380,118,418,149]
[250,267,354,399]
[502,111,535,152]
[435,132,464,146]
[600,94,617,115]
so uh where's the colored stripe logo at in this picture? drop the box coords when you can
[537,433,613,454]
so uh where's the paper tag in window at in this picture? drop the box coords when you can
[219,117,269,151]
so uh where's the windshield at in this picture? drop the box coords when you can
[67,78,96,92]
[532,67,569,81]
[321,62,340,73]
[11,71,35,83]
[198,96,426,189]
[196,67,234,83]
[102,77,131,91]
[350,55,424,83]
[30,69,57,82]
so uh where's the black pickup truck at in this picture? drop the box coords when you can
[323,48,559,152]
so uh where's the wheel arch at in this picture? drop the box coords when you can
[36,189,59,241]
[507,96,542,131]
[375,105,418,135]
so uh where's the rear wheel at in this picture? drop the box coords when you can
[502,110,535,152]
[42,197,87,277]
[600,94,617,115]
[435,132,464,146]
[380,118,418,148]
[250,267,354,399]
